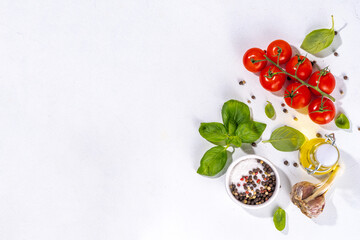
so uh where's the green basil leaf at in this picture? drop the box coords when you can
[300,16,335,54]
[199,122,228,145]
[335,113,350,129]
[222,100,250,134]
[228,136,242,147]
[265,101,275,119]
[236,121,266,143]
[228,121,237,135]
[197,146,228,176]
[263,126,305,152]
[273,207,286,231]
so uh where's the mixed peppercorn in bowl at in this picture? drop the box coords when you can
[225,155,280,208]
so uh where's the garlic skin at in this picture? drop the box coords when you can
[290,166,339,218]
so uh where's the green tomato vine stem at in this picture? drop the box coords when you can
[264,55,336,102]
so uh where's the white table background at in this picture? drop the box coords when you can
[1,0,360,239]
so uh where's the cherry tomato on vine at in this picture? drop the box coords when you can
[308,68,335,96]
[266,40,292,64]
[284,82,312,109]
[259,65,286,92]
[285,55,312,81]
[308,97,336,124]
[243,48,267,72]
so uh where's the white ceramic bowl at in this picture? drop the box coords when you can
[225,154,280,209]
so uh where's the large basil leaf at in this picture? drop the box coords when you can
[263,126,305,152]
[265,101,275,119]
[300,16,335,54]
[197,146,228,176]
[335,113,350,129]
[199,122,228,145]
[227,136,242,147]
[227,121,237,135]
[221,100,250,134]
[236,121,266,143]
[273,207,286,231]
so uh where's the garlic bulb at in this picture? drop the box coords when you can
[290,166,339,218]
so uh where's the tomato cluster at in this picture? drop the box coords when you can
[243,40,336,125]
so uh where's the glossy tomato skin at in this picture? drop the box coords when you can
[243,48,267,72]
[266,40,292,64]
[259,65,286,92]
[308,97,336,124]
[308,70,336,95]
[284,82,312,109]
[285,55,312,81]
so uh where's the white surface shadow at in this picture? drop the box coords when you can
[313,32,343,58]
[312,150,359,225]
[335,151,360,209]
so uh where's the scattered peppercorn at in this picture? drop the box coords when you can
[284,160,289,166]
[334,52,339,57]
[247,100,251,104]
[293,116,298,121]
[335,31,338,35]
[239,80,246,85]
[281,103,285,107]
[251,142,257,147]
[293,162,298,167]
[316,133,322,138]
[340,90,344,95]
[283,108,288,113]
[343,75,348,80]
[311,60,316,66]
[251,95,256,100]
[358,127,360,131]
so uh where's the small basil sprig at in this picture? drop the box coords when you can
[197,100,266,176]
[335,113,350,129]
[273,207,286,231]
[263,126,305,152]
[265,101,275,119]
[301,15,335,54]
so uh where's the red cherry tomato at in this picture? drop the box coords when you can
[266,40,292,64]
[308,68,335,96]
[259,65,286,92]
[243,48,267,72]
[285,55,312,81]
[284,82,312,109]
[308,97,336,124]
